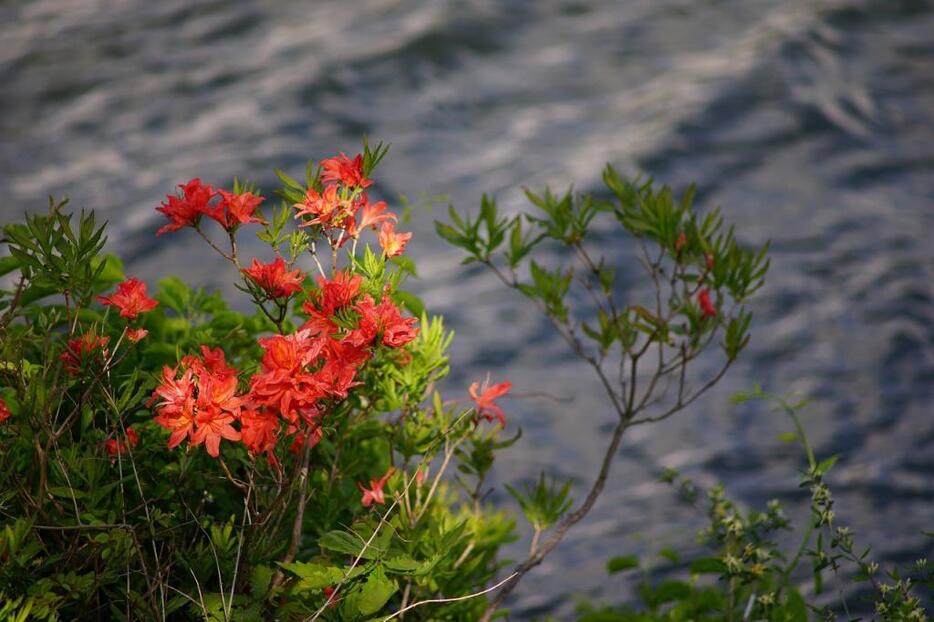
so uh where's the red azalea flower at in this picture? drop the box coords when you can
[152,366,197,449]
[257,330,325,373]
[469,377,512,428]
[191,411,240,457]
[127,328,149,343]
[705,253,715,271]
[250,369,324,426]
[196,372,242,419]
[186,345,239,380]
[242,256,304,299]
[240,408,280,461]
[294,185,347,228]
[302,271,363,335]
[97,277,159,320]
[358,467,395,508]
[209,189,267,230]
[156,178,215,235]
[698,288,717,320]
[250,331,327,423]
[191,407,241,458]
[153,352,243,458]
[0,398,11,424]
[377,221,412,258]
[320,152,372,189]
[316,350,363,399]
[105,426,139,458]
[349,295,419,348]
[61,332,111,376]
[352,196,395,234]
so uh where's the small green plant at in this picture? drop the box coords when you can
[574,390,933,622]
[505,473,573,555]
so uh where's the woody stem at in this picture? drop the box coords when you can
[271,441,313,589]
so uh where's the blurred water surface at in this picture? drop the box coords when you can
[2,0,933,617]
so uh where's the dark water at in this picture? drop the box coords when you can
[2,0,933,617]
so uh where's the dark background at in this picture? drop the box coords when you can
[2,0,933,617]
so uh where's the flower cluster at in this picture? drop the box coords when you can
[242,256,304,300]
[293,153,411,257]
[0,398,11,424]
[148,151,421,463]
[155,178,266,236]
[151,274,418,461]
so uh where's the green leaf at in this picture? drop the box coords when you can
[607,555,639,574]
[280,561,362,590]
[319,530,384,560]
[816,455,839,476]
[654,580,691,604]
[250,565,274,598]
[90,254,125,287]
[383,555,420,574]
[0,255,19,278]
[346,565,397,617]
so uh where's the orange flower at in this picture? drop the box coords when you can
[352,196,395,234]
[250,331,326,424]
[240,408,280,461]
[97,277,158,320]
[152,351,244,458]
[105,426,139,458]
[127,328,149,343]
[377,221,412,257]
[358,467,395,508]
[191,408,241,458]
[320,152,372,189]
[208,189,267,230]
[242,256,305,299]
[0,398,11,424]
[186,345,239,380]
[152,366,197,449]
[348,295,418,348]
[156,178,215,235]
[294,185,347,228]
[190,372,242,457]
[322,586,339,607]
[698,288,717,320]
[469,377,512,428]
[302,271,363,335]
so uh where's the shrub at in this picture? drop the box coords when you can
[0,141,768,620]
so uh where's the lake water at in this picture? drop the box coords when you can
[2,0,933,617]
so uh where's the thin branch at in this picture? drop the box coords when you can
[381,572,519,622]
